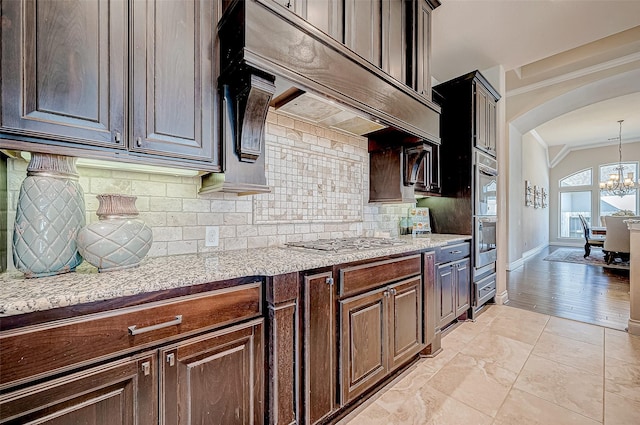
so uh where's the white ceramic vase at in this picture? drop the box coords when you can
[12,153,85,278]
[77,194,152,272]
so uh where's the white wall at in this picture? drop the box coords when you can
[4,110,415,271]
[549,141,640,245]
[521,132,550,253]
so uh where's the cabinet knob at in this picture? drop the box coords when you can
[326,277,334,286]
[166,353,175,367]
[136,137,142,147]
[389,288,397,296]
[114,131,121,143]
[141,361,151,376]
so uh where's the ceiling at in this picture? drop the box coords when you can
[430,0,640,154]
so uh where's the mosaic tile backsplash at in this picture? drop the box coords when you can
[4,109,416,270]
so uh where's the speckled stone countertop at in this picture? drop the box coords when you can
[0,234,469,317]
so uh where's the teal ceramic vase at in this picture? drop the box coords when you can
[12,153,85,278]
[77,194,153,272]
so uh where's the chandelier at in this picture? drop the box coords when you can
[599,120,637,197]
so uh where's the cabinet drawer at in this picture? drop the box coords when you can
[0,282,262,390]
[475,273,496,306]
[435,242,470,264]
[339,255,421,297]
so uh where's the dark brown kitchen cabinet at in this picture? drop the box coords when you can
[344,0,382,66]
[160,319,264,425]
[0,352,158,425]
[344,0,411,85]
[340,287,387,404]
[339,275,423,404]
[0,0,126,148]
[0,0,219,167]
[413,0,434,99]
[475,83,497,156]
[436,251,470,329]
[305,0,343,40]
[415,141,441,195]
[433,71,500,161]
[387,276,423,371]
[302,271,337,425]
[130,0,217,161]
[0,281,263,424]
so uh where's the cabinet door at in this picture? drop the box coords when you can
[161,319,264,425]
[423,251,436,347]
[436,264,456,328]
[382,0,408,84]
[131,0,217,162]
[340,289,387,404]
[0,353,157,425]
[415,142,440,194]
[0,0,126,147]
[344,0,382,66]
[414,0,432,98]
[388,276,423,371]
[305,0,343,40]
[475,83,490,152]
[302,271,336,425]
[455,258,471,317]
[488,96,497,154]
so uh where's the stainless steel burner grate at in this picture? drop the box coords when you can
[285,237,407,253]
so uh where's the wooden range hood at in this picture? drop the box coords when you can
[201,0,441,195]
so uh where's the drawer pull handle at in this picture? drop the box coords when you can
[128,315,183,335]
[449,250,462,254]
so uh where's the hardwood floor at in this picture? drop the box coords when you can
[506,245,630,331]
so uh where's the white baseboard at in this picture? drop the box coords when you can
[506,243,547,271]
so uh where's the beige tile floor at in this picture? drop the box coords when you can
[341,305,640,425]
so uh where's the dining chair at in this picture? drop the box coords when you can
[603,215,637,264]
[578,214,605,258]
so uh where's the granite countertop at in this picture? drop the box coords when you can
[0,234,469,317]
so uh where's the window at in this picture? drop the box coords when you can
[560,169,592,187]
[599,162,638,217]
[559,191,591,238]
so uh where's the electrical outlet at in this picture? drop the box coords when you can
[205,226,219,247]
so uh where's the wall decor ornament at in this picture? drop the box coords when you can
[533,185,541,209]
[77,194,153,272]
[541,188,548,208]
[12,153,85,278]
[525,180,533,207]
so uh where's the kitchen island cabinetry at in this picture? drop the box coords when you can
[0,0,219,169]
[0,281,264,425]
[435,242,471,329]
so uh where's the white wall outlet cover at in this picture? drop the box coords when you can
[205,226,219,247]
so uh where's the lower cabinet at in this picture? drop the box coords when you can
[0,352,158,425]
[160,320,264,425]
[436,257,470,329]
[0,282,264,425]
[301,271,337,425]
[339,275,422,404]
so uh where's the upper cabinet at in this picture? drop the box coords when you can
[475,83,498,155]
[414,0,433,99]
[434,71,500,158]
[130,0,217,162]
[0,0,126,149]
[344,0,382,66]
[0,0,219,169]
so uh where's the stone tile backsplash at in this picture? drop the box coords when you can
[4,110,415,270]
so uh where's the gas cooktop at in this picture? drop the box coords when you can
[285,237,407,253]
